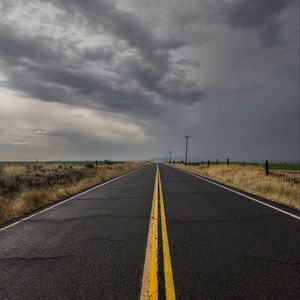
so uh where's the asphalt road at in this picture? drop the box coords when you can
[0,166,156,299]
[159,164,300,299]
[0,164,299,299]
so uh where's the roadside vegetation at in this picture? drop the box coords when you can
[170,163,300,210]
[0,161,146,224]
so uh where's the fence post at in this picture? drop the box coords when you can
[227,158,229,165]
[265,160,269,176]
[208,160,210,167]
[216,159,218,165]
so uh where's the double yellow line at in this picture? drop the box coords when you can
[140,165,176,300]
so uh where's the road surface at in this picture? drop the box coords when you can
[0,164,299,299]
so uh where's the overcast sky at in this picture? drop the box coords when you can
[0,0,299,162]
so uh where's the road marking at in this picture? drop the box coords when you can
[140,165,176,300]
[140,192,155,299]
[158,168,176,300]
[140,165,159,300]
[149,167,159,300]
[0,167,145,232]
[171,166,300,221]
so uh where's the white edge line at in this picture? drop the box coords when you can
[170,166,300,220]
[0,167,145,232]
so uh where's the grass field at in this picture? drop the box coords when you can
[0,160,123,167]
[267,163,300,170]
[186,162,300,170]
[0,161,147,224]
[170,163,300,210]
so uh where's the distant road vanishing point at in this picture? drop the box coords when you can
[0,164,299,299]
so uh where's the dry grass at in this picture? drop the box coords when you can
[170,163,300,210]
[0,162,147,224]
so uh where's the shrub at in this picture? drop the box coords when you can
[84,162,95,169]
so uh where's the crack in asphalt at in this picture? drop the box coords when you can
[79,236,144,243]
[195,246,300,271]
[243,255,300,267]
[0,255,77,262]
[74,195,152,201]
[177,244,300,270]
[24,214,151,223]
[169,214,276,224]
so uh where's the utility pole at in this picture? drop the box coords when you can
[169,150,172,163]
[184,135,191,165]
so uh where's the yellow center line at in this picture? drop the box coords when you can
[158,167,176,300]
[140,165,159,300]
[149,166,159,299]
[140,165,176,300]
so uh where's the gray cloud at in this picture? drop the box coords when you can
[46,129,150,159]
[0,24,62,64]
[0,0,298,161]
[224,0,295,46]
[51,0,185,55]
[175,59,201,68]
[49,0,204,105]
[80,46,115,62]
[170,0,296,47]
[0,0,15,15]
[0,1,206,119]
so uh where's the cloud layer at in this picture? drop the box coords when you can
[0,0,207,119]
[0,0,298,161]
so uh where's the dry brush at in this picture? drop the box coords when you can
[170,163,300,210]
[0,162,146,224]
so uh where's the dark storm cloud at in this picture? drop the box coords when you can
[0,0,298,161]
[175,60,201,68]
[224,0,295,46]
[0,0,15,14]
[0,0,293,121]
[0,24,62,64]
[50,0,202,104]
[0,0,296,115]
[171,0,295,47]
[80,46,114,62]
[0,0,206,117]
[50,0,185,55]
[2,59,160,114]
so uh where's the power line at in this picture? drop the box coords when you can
[268,53,299,83]
[233,30,298,91]
[241,52,299,93]
[230,29,298,94]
